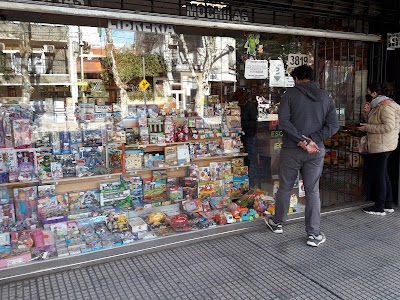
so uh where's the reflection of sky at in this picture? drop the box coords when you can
[100,29,135,49]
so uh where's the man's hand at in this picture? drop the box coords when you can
[297,136,320,154]
[305,141,320,154]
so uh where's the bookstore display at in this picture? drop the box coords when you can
[0,97,277,269]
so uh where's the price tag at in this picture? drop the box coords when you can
[288,54,309,67]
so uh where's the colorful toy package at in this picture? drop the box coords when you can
[68,190,100,212]
[37,193,69,223]
[37,153,53,180]
[99,181,131,209]
[13,186,38,225]
[16,149,37,181]
[124,149,143,171]
[13,119,32,148]
[143,178,167,205]
[108,143,124,173]
[0,188,9,204]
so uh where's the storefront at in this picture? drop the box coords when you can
[0,0,396,282]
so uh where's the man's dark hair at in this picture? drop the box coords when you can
[232,89,250,105]
[290,65,314,81]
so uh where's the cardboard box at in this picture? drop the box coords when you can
[129,217,148,233]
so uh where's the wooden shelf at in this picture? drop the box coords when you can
[125,137,226,149]
[0,180,39,188]
[40,173,122,185]
[193,153,247,161]
[123,164,191,174]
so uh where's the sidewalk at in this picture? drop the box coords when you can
[1,207,399,300]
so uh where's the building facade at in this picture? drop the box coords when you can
[0,0,398,282]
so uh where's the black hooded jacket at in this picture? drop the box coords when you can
[278,81,339,148]
[240,101,258,137]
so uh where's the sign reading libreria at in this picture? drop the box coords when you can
[185,2,248,22]
[108,20,175,34]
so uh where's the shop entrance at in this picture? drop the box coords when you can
[253,38,371,209]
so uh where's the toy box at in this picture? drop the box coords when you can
[128,217,148,233]
[54,154,77,178]
[124,149,143,171]
[143,179,167,203]
[13,119,32,148]
[0,252,32,269]
[37,153,53,180]
[169,186,184,202]
[107,130,126,144]
[209,196,231,209]
[181,199,203,213]
[198,181,214,199]
[164,146,177,166]
[99,181,132,208]
[209,162,223,180]
[233,166,249,176]
[16,149,37,181]
[231,157,244,168]
[78,146,107,176]
[125,128,140,146]
[37,185,56,198]
[106,212,130,233]
[68,190,100,212]
[0,203,15,232]
[107,143,124,173]
[37,193,68,220]
[177,144,190,165]
[14,186,38,224]
[188,163,199,178]
[50,161,63,179]
[122,176,144,209]
[0,188,9,204]
[198,167,210,181]
[213,180,225,196]
[232,175,249,197]
[0,149,17,176]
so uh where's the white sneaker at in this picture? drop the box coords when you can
[264,216,283,234]
[384,208,395,213]
[306,233,326,247]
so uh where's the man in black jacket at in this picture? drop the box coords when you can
[265,65,339,247]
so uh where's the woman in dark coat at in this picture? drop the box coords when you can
[234,89,258,187]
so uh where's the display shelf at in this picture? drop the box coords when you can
[124,164,191,174]
[124,137,224,149]
[193,153,247,161]
[0,180,39,188]
[40,173,122,185]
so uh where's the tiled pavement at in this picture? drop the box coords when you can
[1,208,400,300]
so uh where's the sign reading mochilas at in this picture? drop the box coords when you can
[185,1,248,22]
[108,20,175,34]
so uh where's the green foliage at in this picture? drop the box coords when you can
[127,90,155,100]
[100,51,167,86]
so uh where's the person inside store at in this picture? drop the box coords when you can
[233,88,258,187]
[357,82,400,216]
[265,65,339,247]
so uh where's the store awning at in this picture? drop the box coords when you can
[0,1,381,42]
